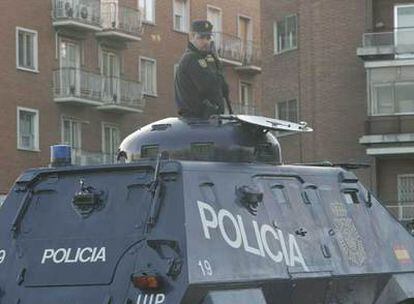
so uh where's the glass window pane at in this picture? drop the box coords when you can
[73,122,81,149]
[277,21,285,52]
[397,6,414,28]
[396,83,414,113]
[146,0,154,22]
[287,16,297,49]
[288,100,297,121]
[25,33,34,68]
[19,111,34,149]
[278,102,287,120]
[374,85,394,114]
[63,120,71,145]
[18,32,25,67]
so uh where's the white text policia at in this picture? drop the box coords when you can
[197,201,309,271]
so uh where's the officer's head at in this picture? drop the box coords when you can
[190,20,213,52]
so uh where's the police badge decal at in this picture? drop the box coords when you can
[198,59,207,68]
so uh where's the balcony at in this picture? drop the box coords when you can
[360,116,414,156]
[52,0,102,32]
[97,77,145,113]
[53,68,103,106]
[213,32,243,66]
[236,40,262,74]
[232,103,258,115]
[53,68,145,113]
[357,28,414,60]
[364,115,414,135]
[72,149,117,166]
[96,2,143,42]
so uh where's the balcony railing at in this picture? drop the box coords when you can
[53,68,102,105]
[52,0,101,30]
[241,40,261,67]
[213,32,242,64]
[232,103,257,115]
[359,28,414,58]
[100,76,145,111]
[386,203,414,221]
[54,68,145,111]
[100,2,143,40]
[72,149,117,166]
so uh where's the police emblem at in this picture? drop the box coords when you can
[198,59,208,68]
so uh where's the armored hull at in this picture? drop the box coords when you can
[0,116,414,303]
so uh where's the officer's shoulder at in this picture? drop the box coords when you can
[180,51,200,68]
[181,50,199,62]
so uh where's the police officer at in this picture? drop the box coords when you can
[175,20,230,119]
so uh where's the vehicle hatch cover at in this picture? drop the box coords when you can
[225,115,313,133]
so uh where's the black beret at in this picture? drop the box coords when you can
[191,20,213,34]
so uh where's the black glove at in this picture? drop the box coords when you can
[202,99,219,118]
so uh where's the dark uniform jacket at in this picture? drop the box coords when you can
[175,42,229,119]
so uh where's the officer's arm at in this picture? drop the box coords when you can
[221,74,229,99]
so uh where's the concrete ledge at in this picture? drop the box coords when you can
[359,133,414,144]
[366,146,414,155]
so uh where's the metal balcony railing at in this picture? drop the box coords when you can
[54,68,102,102]
[102,76,145,109]
[241,40,261,67]
[232,103,257,115]
[101,2,143,36]
[52,0,101,28]
[54,69,144,110]
[362,28,414,48]
[386,203,414,221]
[212,32,242,63]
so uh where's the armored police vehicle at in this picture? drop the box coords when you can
[0,114,414,304]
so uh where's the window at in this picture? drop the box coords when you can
[102,123,120,156]
[207,6,222,46]
[274,15,297,54]
[237,82,254,115]
[59,40,81,95]
[372,83,414,115]
[17,107,39,151]
[238,16,253,60]
[101,50,120,101]
[62,118,82,150]
[398,174,414,220]
[140,57,157,96]
[139,0,155,23]
[398,175,414,205]
[173,0,189,32]
[276,99,298,122]
[395,4,414,56]
[16,27,38,72]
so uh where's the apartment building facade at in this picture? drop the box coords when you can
[261,0,414,223]
[0,0,262,198]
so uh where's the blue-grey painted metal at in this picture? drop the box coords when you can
[0,115,414,303]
